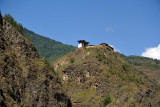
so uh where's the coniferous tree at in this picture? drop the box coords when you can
[0,11,3,27]
[3,14,23,34]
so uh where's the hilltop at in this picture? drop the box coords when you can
[51,44,160,107]
[0,12,71,106]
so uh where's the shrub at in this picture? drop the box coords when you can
[103,94,111,106]
[105,73,110,78]
[96,52,105,61]
[128,74,136,82]
[43,57,55,73]
[123,63,130,71]
[70,58,75,63]
[128,74,144,84]
[139,77,144,84]
[109,70,114,75]
[44,57,50,66]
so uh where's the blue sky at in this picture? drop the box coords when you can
[0,0,160,57]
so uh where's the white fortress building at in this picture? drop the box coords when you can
[77,40,89,48]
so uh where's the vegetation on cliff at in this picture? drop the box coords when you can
[120,54,160,86]
[120,54,160,69]
[0,13,71,106]
[52,46,160,107]
[3,14,23,34]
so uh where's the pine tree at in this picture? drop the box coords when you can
[0,11,3,27]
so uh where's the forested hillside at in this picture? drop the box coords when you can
[23,28,76,61]
[120,54,160,86]
[120,54,160,69]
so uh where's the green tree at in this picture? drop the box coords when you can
[3,14,23,34]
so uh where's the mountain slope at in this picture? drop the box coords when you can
[120,54,160,85]
[51,45,160,107]
[0,13,71,106]
[23,28,76,61]
[3,13,76,62]
[120,54,160,69]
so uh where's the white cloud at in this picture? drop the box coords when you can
[142,44,160,60]
[105,27,114,32]
[110,45,120,52]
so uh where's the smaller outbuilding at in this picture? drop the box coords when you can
[100,43,114,50]
[77,40,89,48]
[100,43,109,46]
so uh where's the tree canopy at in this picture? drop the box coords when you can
[3,14,23,34]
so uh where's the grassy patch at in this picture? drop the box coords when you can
[70,58,75,63]
[103,94,111,106]
[105,73,110,78]
[43,57,56,74]
[117,72,126,81]
[33,59,45,70]
[123,63,130,71]
[73,88,96,103]
[96,52,105,61]
[109,70,114,75]
[128,74,144,84]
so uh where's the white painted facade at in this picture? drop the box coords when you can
[78,43,83,48]
[78,40,89,48]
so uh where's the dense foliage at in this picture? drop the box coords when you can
[103,94,111,106]
[120,54,160,69]
[23,28,76,61]
[3,14,23,34]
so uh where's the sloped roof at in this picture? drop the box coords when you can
[78,40,89,44]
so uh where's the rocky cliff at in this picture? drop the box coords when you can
[52,45,160,107]
[0,12,71,107]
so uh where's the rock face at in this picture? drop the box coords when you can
[52,46,160,107]
[0,12,71,107]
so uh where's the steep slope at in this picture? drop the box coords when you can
[51,45,160,107]
[23,28,76,61]
[120,54,160,69]
[0,13,71,106]
[120,55,160,85]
